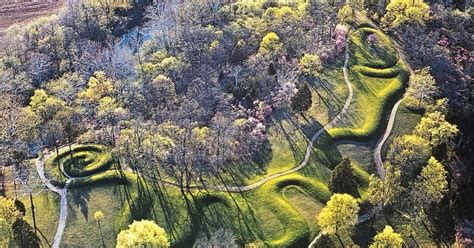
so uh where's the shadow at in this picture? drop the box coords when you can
[71,187,91,220]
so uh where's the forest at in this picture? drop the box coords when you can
[0,0,472,247]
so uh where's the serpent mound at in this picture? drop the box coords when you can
[53,144,114,177]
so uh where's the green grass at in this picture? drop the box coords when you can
[328,27,409,142]
[348,28,398,69]
[249,174,330,247]
[62,185,131,247]
[282,186,324,233]
[381,98,424,159]
[20,191,60,246]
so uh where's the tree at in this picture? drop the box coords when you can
[337,4,355,24]
[0,97,38,174]
[291,83,312,114]
[78,71,114,103]
[366,164,401,209]
[0,218,11,246]
[381,0,430,29]
[334,24,348,53]
[317,193,360,246]
[97,96,127,145]
[370,225,403,248]
[258,32,283,55]
[141,75,177,117]
[386,134,430,180]
[414,111,459,147]
[328,158,359,197]
[0,196,21,225]
[406,67,438,108]
[116,220,169,248]
[29,89,66,122]
[94,211,105,247]
[411,157,448,208]
[299,54,322,77]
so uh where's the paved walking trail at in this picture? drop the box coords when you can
[35,156,70,248]
[373,99,402,179]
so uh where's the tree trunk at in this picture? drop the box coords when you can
[97,222,105,247]
[13,180,18,199]
[410,233,419,247]
[69,142,73,158]
[29,192,37,235]
[111,126,116,147]
[336,233,345,247]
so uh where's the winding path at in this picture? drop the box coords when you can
[35,156,70,248]
[372,26,414,180]
[373,99,402,179]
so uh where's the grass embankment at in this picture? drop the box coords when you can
[328,27,409,142]
[44,144,116,185]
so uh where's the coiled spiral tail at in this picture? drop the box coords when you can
[53,144,114,178]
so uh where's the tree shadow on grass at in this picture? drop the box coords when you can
[183,191,262,248]
[70,187,91,221]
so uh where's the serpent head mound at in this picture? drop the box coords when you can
[349,27,399,69]
[53,144,114,177]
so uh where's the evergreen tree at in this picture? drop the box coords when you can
[291,83,312,113]
[328,158,359,197]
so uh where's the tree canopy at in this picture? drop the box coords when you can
[370,225,403,248]
[328,158,359,197]
[116,220,169,248]
[317,193,360,237]
[381,0,430,28]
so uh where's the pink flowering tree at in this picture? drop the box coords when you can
[333,24,349,53]
[367,33,378,47]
